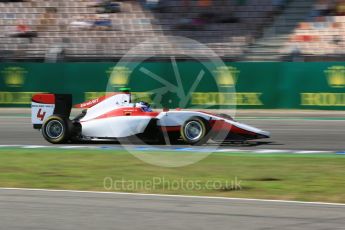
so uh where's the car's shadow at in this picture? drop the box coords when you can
[71,139,281,148]
[215,141,282,147]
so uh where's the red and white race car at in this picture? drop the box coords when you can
[31,90,270,145]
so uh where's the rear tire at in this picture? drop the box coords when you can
[42,115,71,144]
[180,116,210,145]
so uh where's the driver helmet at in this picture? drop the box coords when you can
[136,101,152,112]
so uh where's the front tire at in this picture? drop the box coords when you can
[180,116,210,145]
[42,115,70,144]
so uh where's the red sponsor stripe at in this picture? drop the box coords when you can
[32,94,55,104]
[93,107,159,120]
[161,126,181,132]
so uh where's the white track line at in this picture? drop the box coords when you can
[254,149,288,154]
[60,146,89,149]
[0,145,339,154]
[0,145,21,147]
[216,148,242,152]
[295,151,332,154]
[22,145,48,149]
[0,187,344,206]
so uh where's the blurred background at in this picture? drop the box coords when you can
[0,0,344,62]
[0,0,344,111]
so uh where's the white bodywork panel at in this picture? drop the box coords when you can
[78,93,269,138]
[81,116,152,138]
[81,93,131,122]
[157,111,214,126]
[31,102,55,125]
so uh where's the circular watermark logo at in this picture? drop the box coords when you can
[106,36,237,167]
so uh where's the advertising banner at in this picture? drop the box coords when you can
[0,62,344,110]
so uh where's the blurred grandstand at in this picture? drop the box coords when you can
[0,0,344,62]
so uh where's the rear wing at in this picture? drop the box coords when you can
[31,94,72,129]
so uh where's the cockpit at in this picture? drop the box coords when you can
[135,101,152,112]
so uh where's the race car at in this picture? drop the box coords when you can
[31,90,270,145]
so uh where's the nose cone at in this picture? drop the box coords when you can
[257,130,270,139]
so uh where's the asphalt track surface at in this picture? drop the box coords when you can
[1,111,345,230]
[0,188,344,230]
[0,111,344,151]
